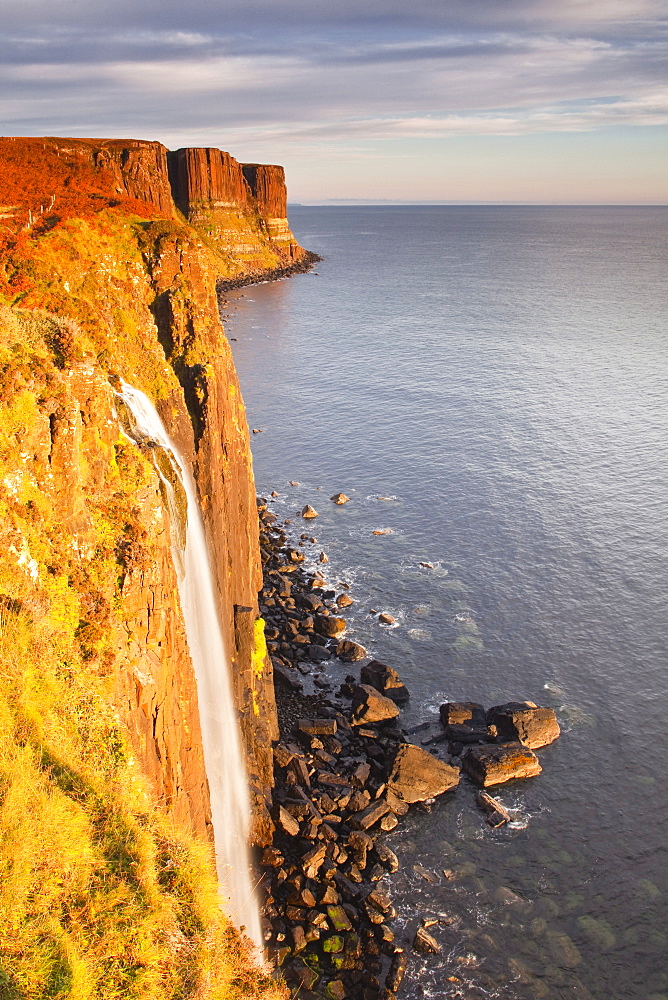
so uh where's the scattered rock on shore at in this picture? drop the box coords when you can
[462,744,542,786]
[350,685,400,726]
[487,702,561,749]
[387,744,460,804]
[361,661,410,704]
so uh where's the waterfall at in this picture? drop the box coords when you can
[116,381,262,951]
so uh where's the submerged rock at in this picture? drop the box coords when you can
[476,790,511,827]
[331,493,351,504]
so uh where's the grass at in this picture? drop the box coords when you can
[0,250,285,997]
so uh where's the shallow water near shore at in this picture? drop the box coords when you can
[224,206,668,999]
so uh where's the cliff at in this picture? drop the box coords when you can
[168,147,305,268]
[0,137,295,998]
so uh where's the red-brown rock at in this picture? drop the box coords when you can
[387,744,460,803]
[462,744,542,786]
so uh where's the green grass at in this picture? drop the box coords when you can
[0,297,285,1000]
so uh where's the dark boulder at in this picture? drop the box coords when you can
[439,701,486,726]
[360,660,409,703]
[336,639,367,662]
[476,790,511,827]
[315,614,347,638]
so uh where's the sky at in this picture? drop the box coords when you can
[1,0,667,203]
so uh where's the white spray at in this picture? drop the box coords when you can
[117,381,262,951]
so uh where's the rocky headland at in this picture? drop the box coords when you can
[0,134,320,999]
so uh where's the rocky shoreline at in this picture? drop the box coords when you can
[217,250,323,294]
[255,496,561,999]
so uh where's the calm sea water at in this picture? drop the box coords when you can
[224,207,668,1000]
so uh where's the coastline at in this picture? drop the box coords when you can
[217,251,323,295]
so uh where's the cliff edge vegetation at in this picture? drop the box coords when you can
[0,137,297,999]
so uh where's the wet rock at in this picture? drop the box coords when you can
[367,888,393,914]
[547,931,582,968]
[316,614,347,638]
[301,505,319,518]
[439,701,487,726]
[387,744,460,804]
[375,843,399,873]
[274,663,304,691]
[384,788,409,816]
[462,743,541,787]
[331,493,351,504]
[487,703,561,749]
[476,790,511,827]
[337,640,367,662]
[413,926,441,954]
[350,685,400,726]
[336,593,354,608]
[360,660,409,704]
[308,643,332,662]
[386,953,408,993]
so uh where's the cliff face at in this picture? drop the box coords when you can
[241,163,295,249]
[0,135,294,996]
[168,146,305,267]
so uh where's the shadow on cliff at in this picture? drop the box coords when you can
[35,743,151,891]
[149,289,208,446]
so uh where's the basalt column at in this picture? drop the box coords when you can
[242,163,300,258]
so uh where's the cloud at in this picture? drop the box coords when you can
[0,0,665,151]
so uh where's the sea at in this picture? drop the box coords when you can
[223,206,668,1000]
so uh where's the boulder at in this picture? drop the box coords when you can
[487,702,560,749]
[439,701,486,726]
[360,660,409,704]
[330,493,350,504]
[386,953,408,993]
[298,718,338,736]
[301,504,318,518]
[387,744,460,804]
[462,743,541,786]
[336,639,367,662]
[350,685,400,726]
[350,799,391,830]
[476,790,511,827]
[315,614,347,638]
[444,722,491,744]
[307,643,332,662]
[413,926,441,954]
[336,593,354,608]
